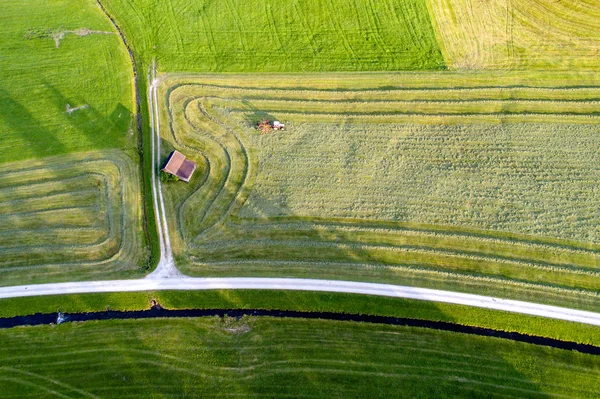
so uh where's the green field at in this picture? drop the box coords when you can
[4,290,600,347]
[3,0,600,395]
[1,317,600,398]
[157,72,600,309]
[0,0,149,283]
[101,0,444,71]
[100,0,600,72]
[0,0,135,163]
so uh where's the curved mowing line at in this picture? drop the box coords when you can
[168,98,238,241]
[165,92,232,239]
[210,97,600,106]
[226,108,600,118]
[192,243,600,293]
[163,88,213,243]
[168,83,600,110]
[2,306,600,356]
[171,82,600,94]
[180,92,599,255]
[226,218,600,255]
[197,222,600,275]
[220,97,600,104]
[193,99,252,237]
[180,99,232,238]
[515,0,600,38]
[165,90,252,242]
[179,86,600,106]
[187,101,236,234]
[175,86,600,120]
[0,189,102,211]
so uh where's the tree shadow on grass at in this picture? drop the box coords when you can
[0,83,67,159]
[41,80,133,151]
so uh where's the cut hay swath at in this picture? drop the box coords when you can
[157,72,600,310]
[428,0,600,69]
[0,150,147,286]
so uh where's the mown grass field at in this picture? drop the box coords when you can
[428,0,600,69]
[1,317,600,398]
[158,72,600,310]
[0,150,148,286]
[101,0,444,71]
[0,0,149,283]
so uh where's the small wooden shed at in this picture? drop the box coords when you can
[162,150,196,182]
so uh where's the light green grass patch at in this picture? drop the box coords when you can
[101,0,444,72]
[0,0,134,163]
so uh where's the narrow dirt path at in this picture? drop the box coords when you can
[145,68,183,279]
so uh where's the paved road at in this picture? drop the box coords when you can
[2,277,600,326]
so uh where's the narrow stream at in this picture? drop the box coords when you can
[2,305,599,355]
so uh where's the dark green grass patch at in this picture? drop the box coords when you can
[1,317,600,398]
[101,0,444,72]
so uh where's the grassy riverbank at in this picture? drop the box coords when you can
[1,317,600,397]
[2,290,600,347]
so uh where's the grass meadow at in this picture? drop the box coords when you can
[100,0,445,71]
[3,290,600,347]
[1,317,600,398]
[158,72,600,310]
[93,0,600,72]
[3,1,600,396]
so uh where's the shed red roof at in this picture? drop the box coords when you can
[162,150,196,182]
